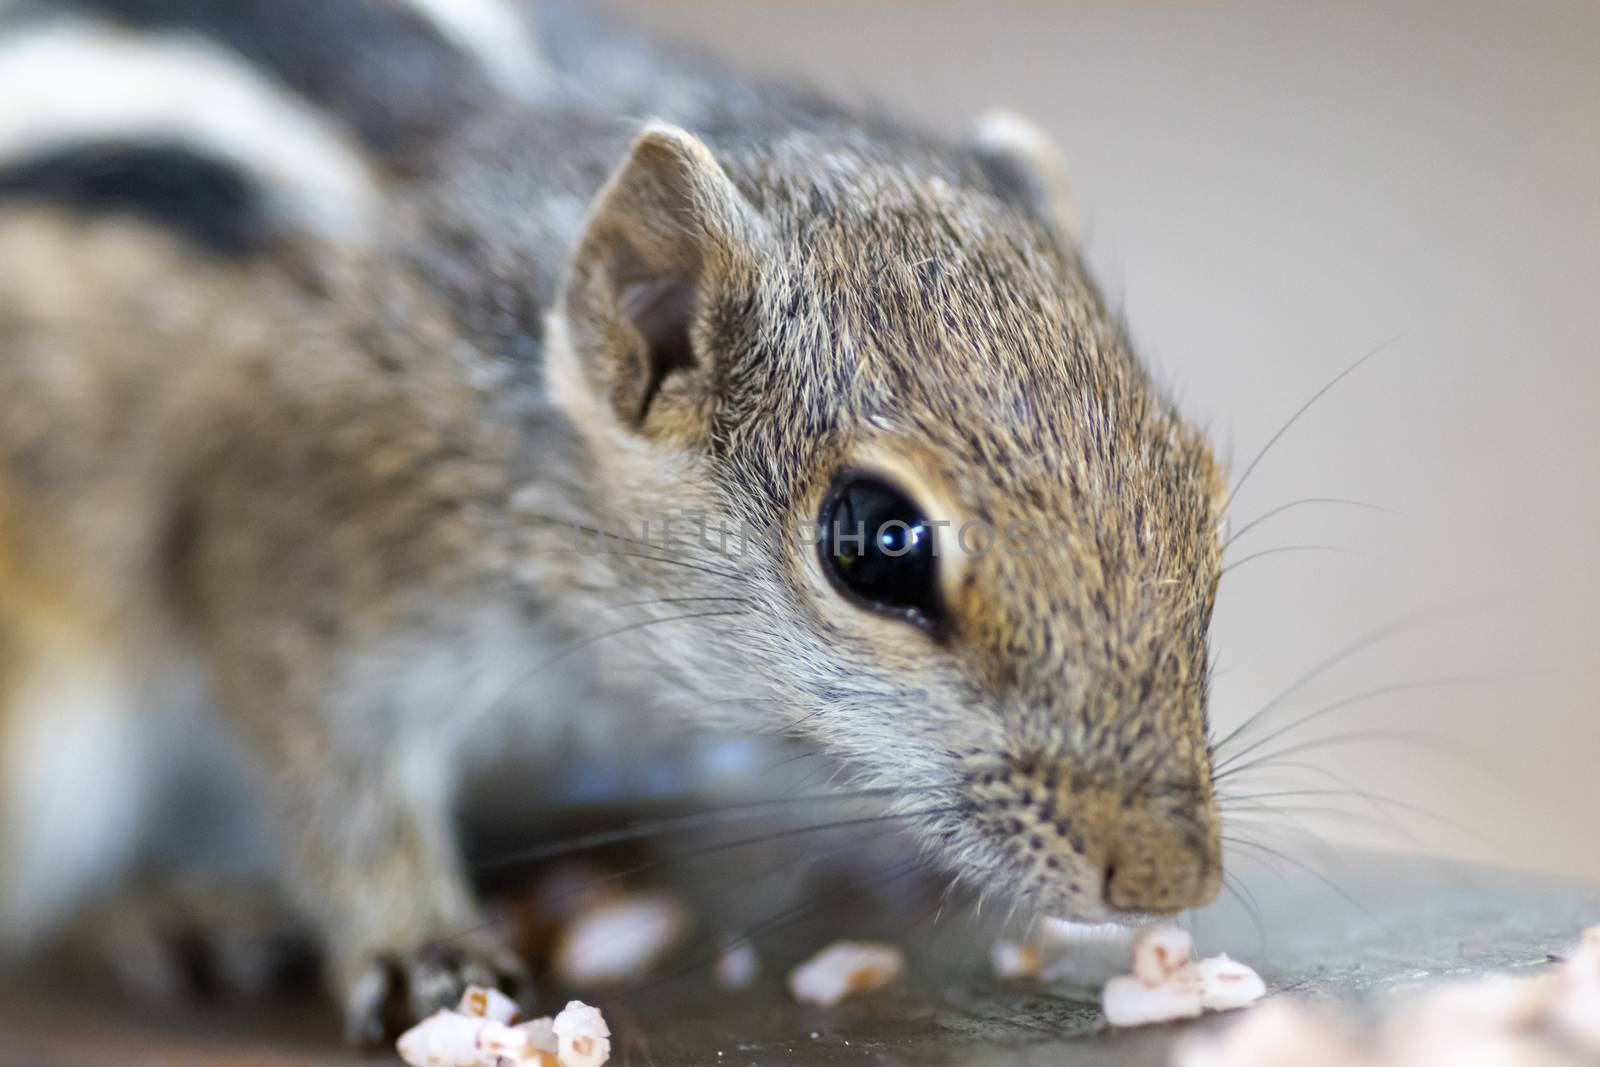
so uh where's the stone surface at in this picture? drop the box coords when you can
[1,852,1595,1066]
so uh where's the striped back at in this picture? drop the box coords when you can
[0,0,548,252]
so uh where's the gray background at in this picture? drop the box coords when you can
[607,0,1600,881]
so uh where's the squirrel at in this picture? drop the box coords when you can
[0,0,1226,1043]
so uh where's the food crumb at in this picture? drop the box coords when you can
[552,890,691,986]
[552,1001,612,1067]
[1131,926,1194,987]
[460,983,522,1024]
[990,940,1043,979]
[1173,1001,1357,1067]
[396,987,609,1067]
[1103,973,1204,1027]
[1195,953,1268,1011]
[1102,926,1265,1028]
[714,939,761,990]
[788,941,905,1007]
[1174,924,1600,1066]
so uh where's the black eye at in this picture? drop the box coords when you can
[818,474,944,631]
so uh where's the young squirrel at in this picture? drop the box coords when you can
[0,0,1226,1042]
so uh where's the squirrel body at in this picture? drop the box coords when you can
[0,2,1226,1039]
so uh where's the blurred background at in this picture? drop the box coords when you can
[604,0,1600,881]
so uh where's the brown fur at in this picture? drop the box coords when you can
[552,125,1225,923]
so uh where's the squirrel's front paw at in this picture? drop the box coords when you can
[341,933,532,1047]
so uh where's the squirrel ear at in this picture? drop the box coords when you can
[557,122,763,443]
[969,110,1078,241]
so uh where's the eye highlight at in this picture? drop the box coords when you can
[817,473,944,632]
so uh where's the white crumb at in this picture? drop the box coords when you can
[396,1008,550,1067]
[396,989,607,1067]
[459,983,522,1024]
[714,939,761,990]
[1401,972,1556,1035]
[1552,926,1600,1054]
[553,890,691,986]
[995,918,1131,983]
[1173,924,1600,1066]
[1173,1002,1360,1067]
[518,1016,559,1055]
[1132,925,1195,987]
[1101,925,1265,1028]
[990,940,1043,980]
[1103,974,1204,1027]
[1194,954,1267,1011]
[787,941,905,1007]
[552,1000,612,1067]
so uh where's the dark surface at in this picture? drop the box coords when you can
[0,851,1594,1066]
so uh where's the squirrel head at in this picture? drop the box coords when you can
[544,118,1224,921]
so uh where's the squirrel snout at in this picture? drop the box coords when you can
[970,758,1223,917]
[1096,805,1221,915]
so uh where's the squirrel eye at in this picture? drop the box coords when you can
[817,474,943,631]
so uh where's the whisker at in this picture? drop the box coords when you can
[1208,607,1476,755]
[540,820,934,982]
[442,606,770,750]
[1222,835,1383,929]
[1220,543,1374,578]
[772,706,831,736]
[474,791,942,873]
[1213,674,1498,772]
[597,595,752,611]
[1219,834,1304,904]
[516,508,748,583]
[1223,797,1382,884]
[436,804,960,950]
[1216,760,1372,795]
[755,748,820,776]
[1217,786,1484,843]
[611,856,932,1003]
[781,755,852,797]
[1223,803,1429,844]
[1222,333,1402,514]
[1224,805,1345,856]
[1215,758,1431,841]
[889,884,958,947]
[485,607,750,720]
[541,608,750,665]
[1223,497,1401,551]
[1219,869,1267,948]
[519,510,727,558]
[555,545,745,584]
[1215,727,1483,784]
[927,877,983,944]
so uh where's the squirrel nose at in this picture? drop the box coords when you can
[1098,806,1220,914]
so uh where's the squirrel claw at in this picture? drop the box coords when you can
[342,936,533,1048]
